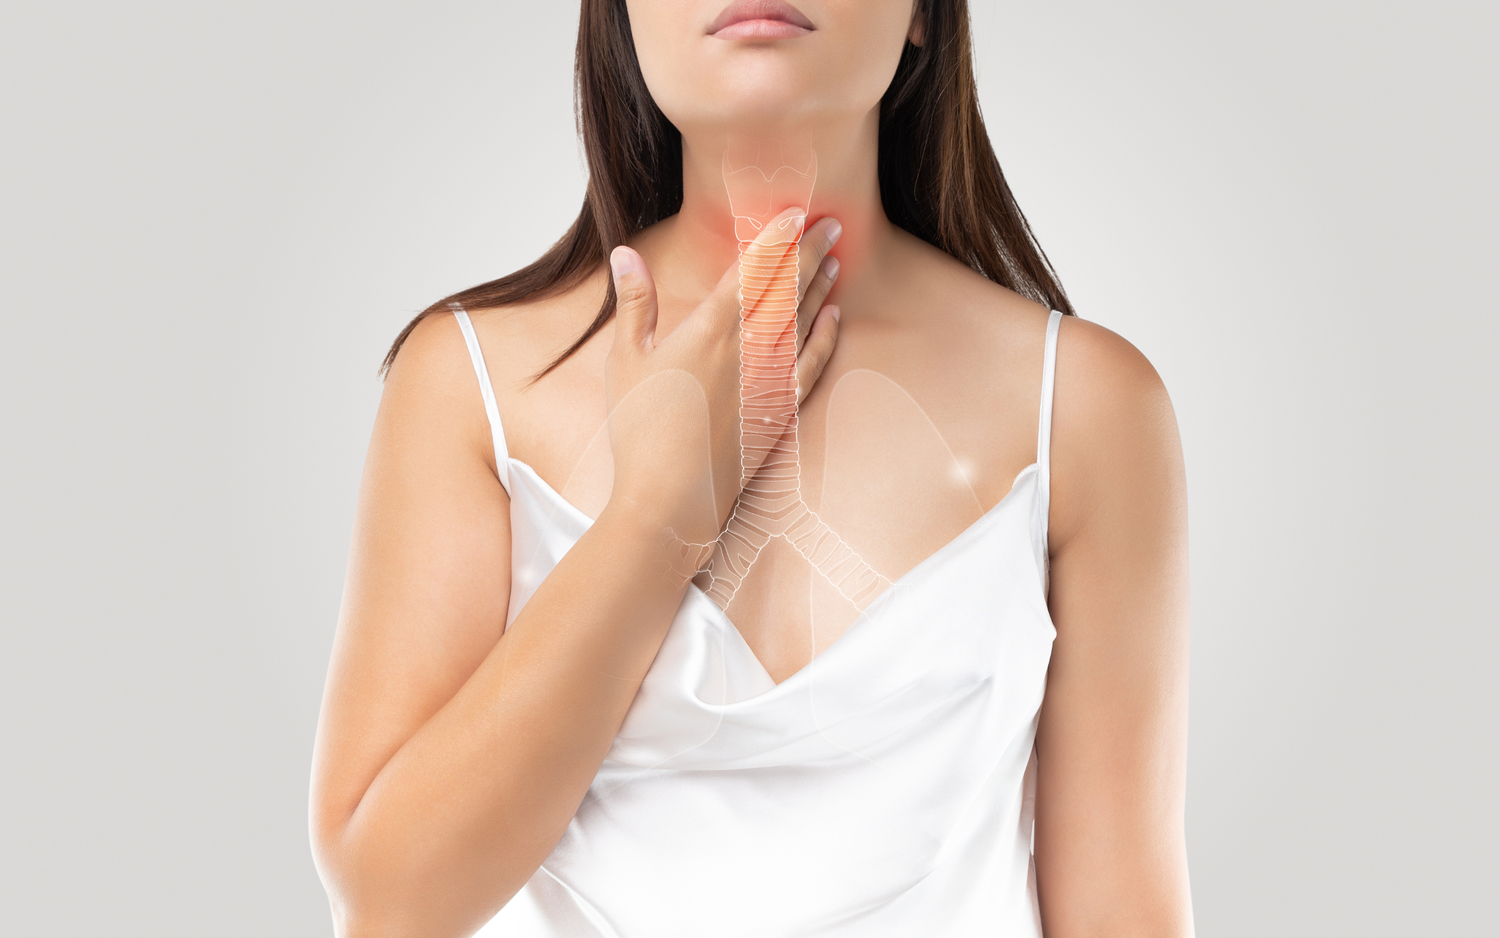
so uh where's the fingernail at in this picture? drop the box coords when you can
[828,305,841,323]
[826,220,843,246]
[609,246,637,279]
[822,256,840,280]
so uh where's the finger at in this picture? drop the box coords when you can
[795,304,841,405]
[609,246,659,353]
[734,206,806,323]
[795,216,842,300]
[792,217,841,346]
[795,254,839,351]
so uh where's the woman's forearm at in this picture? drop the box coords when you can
[322,499,689,937]
[314,214,841,938]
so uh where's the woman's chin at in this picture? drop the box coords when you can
[667,93,852,137]
[651,57,865,127]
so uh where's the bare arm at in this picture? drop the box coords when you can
[309,215,842,938]
[1033,317,1194,936]
[308,308,701,938]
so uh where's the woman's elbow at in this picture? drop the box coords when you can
[310,813,400,938]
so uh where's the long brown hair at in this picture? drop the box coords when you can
[380,0,1072,379]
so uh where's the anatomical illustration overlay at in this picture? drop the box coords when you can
[664,152,893,611]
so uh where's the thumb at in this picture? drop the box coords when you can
[610,245,658,352]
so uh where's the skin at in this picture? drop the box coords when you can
[309,2,1193,936]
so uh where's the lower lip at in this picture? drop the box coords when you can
[713,19,812,40]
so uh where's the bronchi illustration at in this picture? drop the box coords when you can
[667,152,891,610]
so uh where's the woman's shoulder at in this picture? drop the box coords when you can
[894,226,1169,399]
[378,266,610,479]
[1046,316,1182,555]
[430,267,614,480]
[886,228,1181,540]
[448,265,613,389]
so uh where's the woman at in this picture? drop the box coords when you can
[310,1,1193,936]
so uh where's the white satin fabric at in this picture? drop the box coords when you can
[457,306,1063,937]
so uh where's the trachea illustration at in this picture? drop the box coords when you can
[667,152,891,609]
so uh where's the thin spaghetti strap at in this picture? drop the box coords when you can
[451,302,513,496]
[1034,309,1063,585]
[1036,310,1063,474]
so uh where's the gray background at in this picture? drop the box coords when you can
[2,1,1494,934]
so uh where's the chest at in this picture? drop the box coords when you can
[501,319,1042,682]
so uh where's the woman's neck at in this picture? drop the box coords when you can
[633,109,897,329]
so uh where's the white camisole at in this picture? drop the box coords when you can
[459,307,1063,937]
